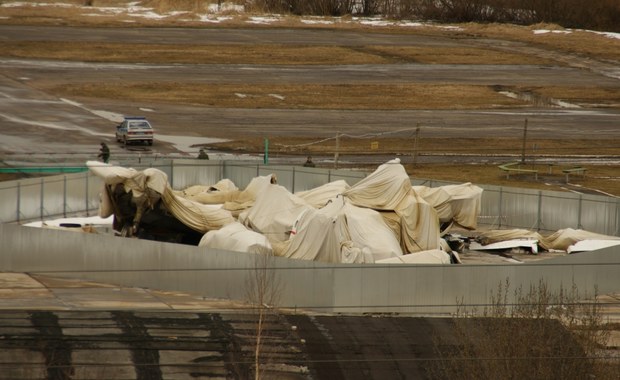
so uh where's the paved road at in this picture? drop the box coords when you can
[0,25,618,160]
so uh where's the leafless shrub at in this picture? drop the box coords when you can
[245,247,282,380]
[429,279,616,380]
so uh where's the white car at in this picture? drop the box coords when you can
[115,117,154,146]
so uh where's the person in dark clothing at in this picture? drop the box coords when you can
[98,142,110,163]
[198,148,209,160]
[303,156,315,167]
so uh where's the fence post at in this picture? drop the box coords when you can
[577,194,583,230]
[536,190,542,231]
[63,175,67,218]
[616,198,620,236]
[40,178,44,221]
[170,161,174,189]
[16,182,21,223]
[498,187,503,229]
[85,173,89,217]
[292,167,296,193]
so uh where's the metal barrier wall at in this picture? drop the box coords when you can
[1,160,618,236]
[1,223,618,314]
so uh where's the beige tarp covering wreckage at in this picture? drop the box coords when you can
[87,159,487,264]
[476,228,620,253]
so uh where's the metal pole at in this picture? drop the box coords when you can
[85,173,89,217]
[264,138,269,165]
[170,161,174,189]
[498,187,503,229]
[521,118,528,164]
[412,124,420,166]
[40,178,44,221]
[292,167,296,193]
[16,182,21,223]
[577,194,583,230]
[63,175,67,218]
[537,190,542,231]
[334,133,340,169]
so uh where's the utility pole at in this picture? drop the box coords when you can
[521,118,528,164]
[334,132,340,169]
[412,124,420,166]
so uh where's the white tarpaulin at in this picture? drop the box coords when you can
[542,228,620,251]
[239,183,314,242]
[343,159,441,253]
[295,180,351,208]
[177,179,240,204]
[319,196,402,262]
[475,228,620,253]
[269,207,344,263]
[414,183,483,230]
[88,161,234,233]
[199,222,273,254]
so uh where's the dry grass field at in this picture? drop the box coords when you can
[0,1,618,195]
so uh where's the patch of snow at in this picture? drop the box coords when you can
[586,30,620,40]
[207,2,244,13]
[1,2,72,8]
[533,29,572,35]
[235,93,247,98]
[198,15,233,23]
[551,99,581,108]
[269,94,285,100]
[246,16,280,24]
[301,18,334,25]
[355,17,391,27]
[499,91,519,99]
[139,107,155,113]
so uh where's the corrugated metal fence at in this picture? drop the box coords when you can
[1,160,619,313]
[1,159,618,236]
[1,222,618,314]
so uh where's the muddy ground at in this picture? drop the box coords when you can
[0,11,618,195]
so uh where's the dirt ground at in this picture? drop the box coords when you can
[0,3,618,195]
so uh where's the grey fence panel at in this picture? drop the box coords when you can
[580,195,619,236]
[170,160,223,190]
[259,165,295,192]
[41,176,66,218]
[291,167,332,193]
[493,187,542,231]
[223,161,262,189]
[537,191,580,233]
[2,224,618,314]
[17,178,45,221]
[0,181,18,223]
[323,168,367,187]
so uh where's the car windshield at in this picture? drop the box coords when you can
[129,121,151,129]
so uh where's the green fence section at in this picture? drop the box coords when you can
[0,166,88,174]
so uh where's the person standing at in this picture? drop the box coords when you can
[98,142,110,163]
[303,156,315,167]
